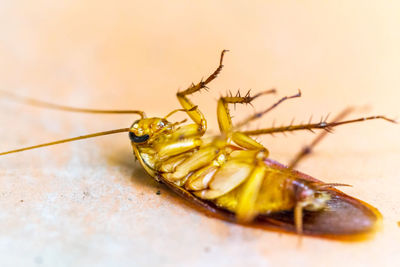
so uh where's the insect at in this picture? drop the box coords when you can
[0,50,395,238]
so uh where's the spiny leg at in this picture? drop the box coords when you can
[176,50,229,134]
[235,90,301,129]
[217,89,276,152]
[0,90,145,118]
[288,108,353,169]
[217,89,276,134]
[241,115,396,136]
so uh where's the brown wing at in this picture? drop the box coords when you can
[158,158,381,240]
[260,159,381,238]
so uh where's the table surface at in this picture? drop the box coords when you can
[0,1,399,266]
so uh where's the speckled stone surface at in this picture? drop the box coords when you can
[1,1,400,266]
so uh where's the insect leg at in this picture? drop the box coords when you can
[0,90,145,118]
[217,89,276,134]
[156,138,202,160]
[164,144,223,182]
[236,161,268,222]
[288,108,353,169]
[241,115,396,136]
[231,132,266,151]
[294,202,304,235]
[176,50,228,134]
[194,149,267,200]
[235,90,301,129]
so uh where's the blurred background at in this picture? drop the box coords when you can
[0,1,399,266]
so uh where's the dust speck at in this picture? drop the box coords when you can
[83,191,90,199]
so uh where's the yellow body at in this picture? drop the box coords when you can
[131,126,298,222]
[128,51,330,229]
[0,50,386,236]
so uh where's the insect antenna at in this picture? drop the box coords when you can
[164,106,198,119]
[0,90,145,118]
[0,128,130,156]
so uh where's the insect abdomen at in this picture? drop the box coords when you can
[139,141,297,220]
[212,168,295,215]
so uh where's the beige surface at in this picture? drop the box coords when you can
[1,1,400,266]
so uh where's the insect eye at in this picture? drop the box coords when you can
[129,132,150,143]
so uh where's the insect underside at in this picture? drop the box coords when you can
[1,50,393,238]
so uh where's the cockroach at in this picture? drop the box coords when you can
[0,50,395,238]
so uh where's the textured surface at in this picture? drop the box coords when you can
[1,1,400,266]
